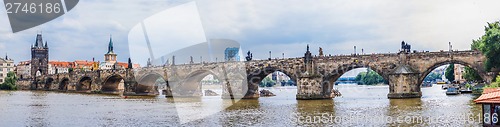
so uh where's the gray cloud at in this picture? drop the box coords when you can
[0,0,499,66]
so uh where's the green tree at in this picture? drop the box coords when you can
[463,66,482,81]
[424,72,442,82]
[471,21,500,71]
[445,64,455,82]
[486,75,500,88]
[259,76,276,87]
[355,69,386,85]
[0,72,17,90]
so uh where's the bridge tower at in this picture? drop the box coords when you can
[104,36,117,64]
[31,34,49,89]
[31,34,49,78]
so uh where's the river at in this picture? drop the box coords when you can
[0,84,481,126]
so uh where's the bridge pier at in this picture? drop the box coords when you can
[242,79,259,99]
[223,79,248,99]
[296,76,333,100]
[387,65,422,99]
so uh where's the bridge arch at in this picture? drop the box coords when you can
[102,75,125,93]
[58,78,69,91]
[322,62,387,96]
[136,73,166,94]
[45,77,54,90]
[176,70,222,96]
[77,76,92,91]
[246,66,298,97]
[418,59,488,85]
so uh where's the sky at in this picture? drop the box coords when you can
[1,0,500,68]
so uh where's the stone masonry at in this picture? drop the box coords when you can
[22,49,496,100]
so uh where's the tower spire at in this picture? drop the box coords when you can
[107,34,114,54]
[34,33,45,48]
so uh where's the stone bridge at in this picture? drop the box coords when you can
[31,49,496,99]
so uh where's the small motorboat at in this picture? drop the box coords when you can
[459,88,473,93]
[442,84,448,89]
[446,87,460,95]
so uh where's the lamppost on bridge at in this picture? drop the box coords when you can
[354,46,357,55]
[449,42,452,52]
[269,51,272,60]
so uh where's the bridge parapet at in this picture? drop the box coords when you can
[21,49,494,99]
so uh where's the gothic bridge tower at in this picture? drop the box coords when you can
[31,34,49,78]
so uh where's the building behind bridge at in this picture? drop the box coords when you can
[16,34,140,80]
[224,47,240,62]
[0,55,14,84]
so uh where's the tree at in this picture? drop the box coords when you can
[471,21,500,71]
[0,72,17,90]
[445,64,455,82]
[486,75,500,88]
[424,72,442,82]
[355,69,386,85]
[463,66,482,82]
[259,76,276,87]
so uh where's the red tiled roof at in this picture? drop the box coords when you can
[475,88,500,104]
[111,62,141,69]
[17,60,30,65]
[74,60,96,68]
[483,88,500,94]
[116,62,131,69]
[49,61,73,67]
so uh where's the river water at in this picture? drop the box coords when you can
[0,84,482,126]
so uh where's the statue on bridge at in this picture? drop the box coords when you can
[147,58,152,67]
[401,41,411,53]
[128,58,133,69]
[319,47,324,57]
[190,56,194,64]
[246,51,253,61]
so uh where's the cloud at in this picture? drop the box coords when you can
[1,0,500,65]
[0,0,193,63]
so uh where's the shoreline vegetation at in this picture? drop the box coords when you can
[468,21,500,91]
[354,69,387,85]
[0,72,17,90]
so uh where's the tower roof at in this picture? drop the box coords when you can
[391,64,418,74]
[107,35,114,54]
[34,34,44,48]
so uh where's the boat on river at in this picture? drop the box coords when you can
[446,87,460,95]
[459,88,472,93]
[442,84,448,89]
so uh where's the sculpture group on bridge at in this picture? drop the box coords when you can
[401,41,411,53]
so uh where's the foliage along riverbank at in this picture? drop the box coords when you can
[0,72,17,90]
[355,69,387,85]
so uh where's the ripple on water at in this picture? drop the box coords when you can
[0,85,483,126]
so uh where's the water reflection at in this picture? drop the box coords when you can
[385,99,423,126]
[294,99,335,126]
[28,92,49,126]
[226,99,260,110]
[0,85,483,126]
